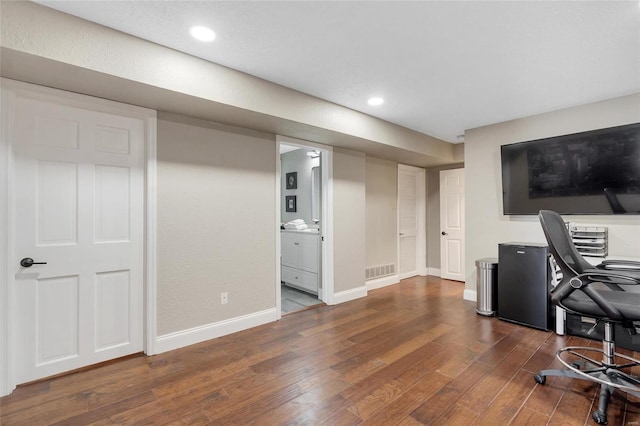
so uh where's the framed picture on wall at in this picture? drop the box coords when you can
[285,195,297,212]
[286,172,297,189]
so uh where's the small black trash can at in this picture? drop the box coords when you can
[475,257,498,316]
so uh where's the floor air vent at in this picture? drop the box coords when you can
[366,264,395,280]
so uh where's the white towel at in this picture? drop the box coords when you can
[285,223,308,230]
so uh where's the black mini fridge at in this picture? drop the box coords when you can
[498,242,552,331]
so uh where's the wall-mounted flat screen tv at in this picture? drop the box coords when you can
[501,122,640,215]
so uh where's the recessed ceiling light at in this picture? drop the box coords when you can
[368,97,384,106]
[190,26,216,42]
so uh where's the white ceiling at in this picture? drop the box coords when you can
[35,1,640,143]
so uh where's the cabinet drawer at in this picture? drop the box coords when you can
[282,266,318,294]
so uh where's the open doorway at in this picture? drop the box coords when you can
[276,137,334,317]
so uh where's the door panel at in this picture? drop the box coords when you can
[36,115,79,149]
[37,161,78,245]
[36,275,79,365]
[297,234,319,273]
[440,169,465,281]
[444,239,462,274]
[398,165,425,279]
[12,92,145,384]
[399,174,417,237]
[94,165,131,242]
[400,236,417,275]
[95,270,131,350]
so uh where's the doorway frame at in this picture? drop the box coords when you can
[397,164,427,280]
[275,135,334,319]
[0,79,158,396]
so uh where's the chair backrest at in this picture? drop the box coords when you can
[538,210,593,280]
[604,188,627,214]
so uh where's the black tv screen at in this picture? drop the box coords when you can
[501,122,640,215]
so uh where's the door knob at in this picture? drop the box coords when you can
[399,233,405,236]
[441,231,448,236]
[20,257,47,268]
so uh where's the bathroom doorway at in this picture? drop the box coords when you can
[276,136,334,317]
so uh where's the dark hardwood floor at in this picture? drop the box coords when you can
[2,276,640,425]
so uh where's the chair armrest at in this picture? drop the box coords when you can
[582,269,640,285]
[599,259,640,271]
[571,273,629,320]
[552,271,640,321]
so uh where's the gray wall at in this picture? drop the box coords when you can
[333,148,367,293]
[157,114,276,335]
[465,93,640,296]
[453,143,465,162]
[365,156,398,269]
[157,114,372,334]
[281,149,319,224]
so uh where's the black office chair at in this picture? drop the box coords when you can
[535,210,640,424]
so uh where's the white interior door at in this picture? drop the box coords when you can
[440,168,465,281]
[11,88,145,384]
[398,165,426,280]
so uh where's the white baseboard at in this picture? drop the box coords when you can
[463,289,477,302]
[331,286,367,305]
[428,267,441,277]
[366,274,399,291]
[154,308,278,354]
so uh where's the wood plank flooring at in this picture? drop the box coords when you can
[2,276,640,425]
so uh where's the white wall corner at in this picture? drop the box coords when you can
[463,289,477,302]
[275,139,282,320]
[0,82,12,396]
[154,308,278,354]
[331,286,368,305]
[366,274,400,291]
[144,114,158,356]
[427,267,441,277]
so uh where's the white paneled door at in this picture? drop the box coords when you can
[440,168,465,281]
[11,88,145,384]
[398,165,426,280]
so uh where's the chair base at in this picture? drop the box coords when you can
[534,345,640,425]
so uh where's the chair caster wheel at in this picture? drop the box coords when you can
[534,374,546,385]
[592,411,607,425]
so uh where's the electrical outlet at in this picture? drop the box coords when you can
[221,292,228,304]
